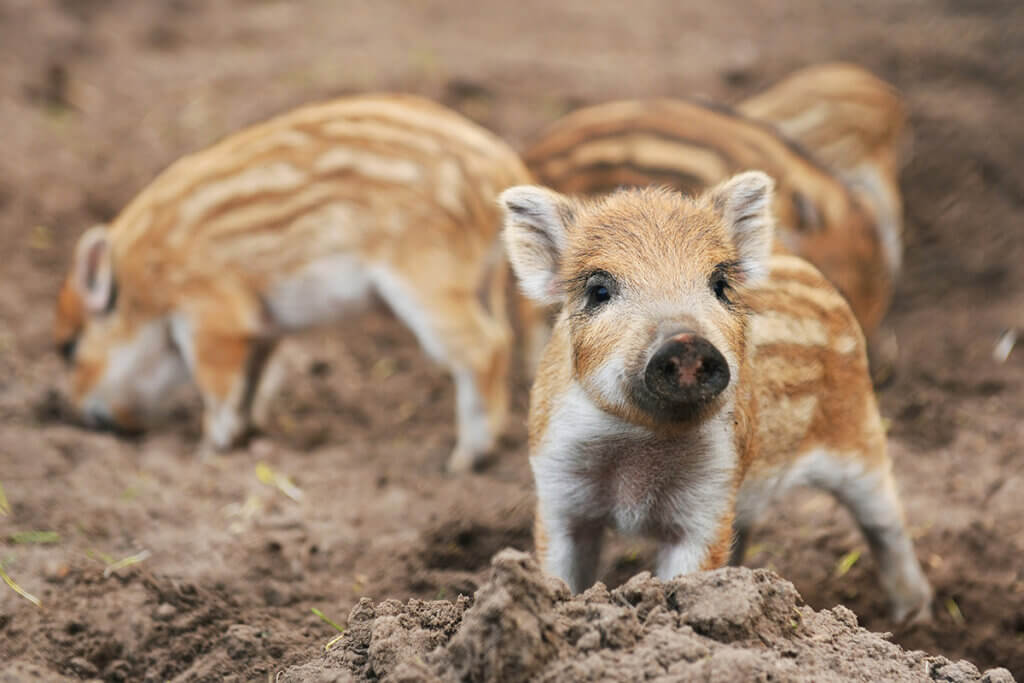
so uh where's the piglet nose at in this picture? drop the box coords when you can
[644,332,730,405]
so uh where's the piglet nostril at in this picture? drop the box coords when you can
[88,408,117,432]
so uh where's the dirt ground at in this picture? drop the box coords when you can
[0,0,1022,680]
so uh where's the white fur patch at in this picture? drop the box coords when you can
[755,355,824,385]
[834,334,859,354]
[750,310,828,347]
[314,147,422,184]
[774,278,848,311]
[532,382,735,591]
[82,318,188,423]
[369,265,446,362]
[736,448,875,530]
[265,254,373,330]
[583,356,630,413]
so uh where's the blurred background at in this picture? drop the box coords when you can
[0,0,1021,679]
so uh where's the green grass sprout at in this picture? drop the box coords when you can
[311,607,345,632]
[834,549,861,579]
[86,548,115,565]
[9,531,60,545]
[0,479,9,516]
[102,549,152,577]
[945,597,965,624]
[255,462,304,503]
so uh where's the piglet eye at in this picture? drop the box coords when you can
[58,338,78,364]
[584,273,615,310]
[711,271,731,304]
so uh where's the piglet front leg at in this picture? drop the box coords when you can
[534,504,605,593]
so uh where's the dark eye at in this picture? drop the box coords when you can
[584,273,615,310]
[711,271,731,304]
[589,285,610,306]
[58,338,78,364]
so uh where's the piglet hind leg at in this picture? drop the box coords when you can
[374,268,511,474]
[811,452,933,623]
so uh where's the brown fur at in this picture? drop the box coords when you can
[739,62,910,183]
[523,97,892,344]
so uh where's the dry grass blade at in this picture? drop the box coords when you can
[834,549,861,579]
[103,549,152,577]
[324,632,346,652]
[255,462,304,502]
[0,563,41,607]
[9,531,60,544]
[945,597,965,624]
[0,479,9,516]
[993,328,1018,363]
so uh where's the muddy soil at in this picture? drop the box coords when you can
[1,0,1022,680]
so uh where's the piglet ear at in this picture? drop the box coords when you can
[72,225,117,314]
[709,171,775,283]
[499,186,577,305]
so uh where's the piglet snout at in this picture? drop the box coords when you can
[644,332,730,406]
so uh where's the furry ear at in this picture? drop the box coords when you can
[499,186,577,305]
[72,225,116,314]
[710,171,775,282]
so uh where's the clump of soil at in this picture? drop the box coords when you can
[281,550,1015,683]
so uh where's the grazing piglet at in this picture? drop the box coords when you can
[500,172,932,622]
[54,93,539,472]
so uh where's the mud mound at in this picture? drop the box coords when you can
[281,550,1014,682]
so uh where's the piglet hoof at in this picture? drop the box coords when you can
[445,446,481,475]
[196,441,220,463]
[891,587,934,626]
[868,326,899,389]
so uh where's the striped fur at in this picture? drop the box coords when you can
[502,178,931,622]
[54,93,540,471]
[523,97,892,349]
[739,62,909,278]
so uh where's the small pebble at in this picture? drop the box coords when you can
[154,603,176,621]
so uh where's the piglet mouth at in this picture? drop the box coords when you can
[630,332,731,422]
[81,405,145,438]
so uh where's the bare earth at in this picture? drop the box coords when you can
[0,0,1022,681]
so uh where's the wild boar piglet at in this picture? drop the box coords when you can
[501,172,932,622]
[55,93,543,472]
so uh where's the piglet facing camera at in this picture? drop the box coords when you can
[501,172,932,623]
